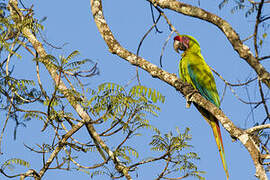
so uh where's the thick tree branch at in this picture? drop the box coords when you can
[8,0,132,179]
[148,0,270,89]
[90,0,268,179]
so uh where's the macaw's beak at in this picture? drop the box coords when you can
[173,40,180,53]
[173,40,186,53]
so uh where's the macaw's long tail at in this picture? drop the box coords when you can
[208,116,229,180]
[195,104,229,180]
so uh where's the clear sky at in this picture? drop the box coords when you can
[1,0,269,180]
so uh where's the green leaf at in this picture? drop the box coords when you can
[1,158,30,170]
[66,50,80,61]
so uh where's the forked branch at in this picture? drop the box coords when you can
[90,0,268,179]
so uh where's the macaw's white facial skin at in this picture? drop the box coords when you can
[173,36,190,53]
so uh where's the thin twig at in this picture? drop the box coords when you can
[0,93,14,154]
[64,144,108,169]
[136,13,162,85]
[254,0,264,59]
[150,2,162,33]
[163,174,189,180]
[35,55,49,101]
[258,79,270,124]
[61,122,92,147]
[248,0,270,4]
[37,28,64,50]
[6,40,16,76]
[151,4,180,36]
[261,136,270,155]
[99,107,127,136]
[41,71,62,132]
[156,155,171,180]
[220,83,227,104]
[100,108,137,137]
[136,14,162,57]
[211,67,260,104]
[242,34,255,42]
[0,169,21,178]
[259,55,270,61]
[246,124,270,134]
[160,30,174,67]
[24,143,50,154]
[244,83,255,125]
[211,67,257,87]
[129,151,170,169]
[260,16,270,22]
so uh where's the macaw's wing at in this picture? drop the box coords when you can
[186,55,220,107]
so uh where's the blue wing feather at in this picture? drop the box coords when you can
[187,64,220,107]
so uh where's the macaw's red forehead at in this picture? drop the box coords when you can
[174,35,189,42]
[174,36,181,41]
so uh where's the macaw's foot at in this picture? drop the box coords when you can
[185,90,197,108]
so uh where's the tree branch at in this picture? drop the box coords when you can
[246,124,270,134]
[254,0,264,59]
[147,0,270,89]
[90,0,268,179]
[8,0,132,179]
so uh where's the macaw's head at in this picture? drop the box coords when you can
[173,35,200,53]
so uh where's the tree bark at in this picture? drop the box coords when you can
[148,0,270,89]
[90,0,268,179]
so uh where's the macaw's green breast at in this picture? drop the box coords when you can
[179,51,220,107]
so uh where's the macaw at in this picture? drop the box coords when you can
[173,35,229,179]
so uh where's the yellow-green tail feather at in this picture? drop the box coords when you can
[196,105,229,179]
[208,115,229,180]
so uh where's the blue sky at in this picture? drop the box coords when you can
[1,0,269,180]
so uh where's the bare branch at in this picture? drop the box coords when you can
[261,154,270,160]
[0,94,14,154]
[160,30,174,68]
[20,169,40,180]
[90,0,268,179]
[163,174,189,180]
[129,152,170,169]
[254,0,264,59]
[156,155,171,180]
[258,79,270,124]
[150,3,163,33]
[147,0,270,88]
[8,0,132,179]
[211,67,260,104]
[246,124,270,134]
[259,56,270,61]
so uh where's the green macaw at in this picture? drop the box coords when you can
[173,35,229,179]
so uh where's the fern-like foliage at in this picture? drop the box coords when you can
[114,146,139,164]
[87,83,164,121]
[37,51,93,74]
[149,128,205,180]
[1,158,29,171]
[0,2,46,134]
[82,83,165,176]
[90,169,106,178]
[0,1,43,57]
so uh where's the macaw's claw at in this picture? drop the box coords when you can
[186,101,191,108]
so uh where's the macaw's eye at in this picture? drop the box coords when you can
[181,36,190,49]
[178,41,187,51]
